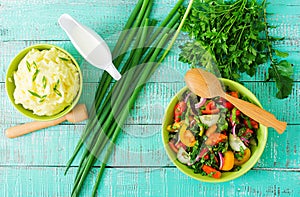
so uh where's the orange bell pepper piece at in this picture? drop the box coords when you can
[202,165,221,179]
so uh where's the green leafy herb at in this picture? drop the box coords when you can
[32,69,40,82]
[267,61,293,99]
[59,57,70,61]
[179,0,293,99]
[263,7,294,99]
[274,50,289,58]
[53,79,62,97]
[232,166,242,172]
[26,61,31,72]
[42,76,47,89]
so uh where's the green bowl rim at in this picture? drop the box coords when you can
[161,78,268,183]
[5,43,83,121]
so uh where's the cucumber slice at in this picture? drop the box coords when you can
[177,147,190,164]
[229,133,247,152]
[199,114,220,127]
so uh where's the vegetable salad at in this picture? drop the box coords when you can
[167,88,259,179]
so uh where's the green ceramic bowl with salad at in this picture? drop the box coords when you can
[162,78,268,182]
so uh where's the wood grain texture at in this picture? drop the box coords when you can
[0,0,299,196]
[1,124,300,169]
[1,82,299,125]
[0,167,299,197]
[1,40,300,83]
[0,0,299,82]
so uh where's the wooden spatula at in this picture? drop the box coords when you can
[5,104,88,138]
[184,68,287,134]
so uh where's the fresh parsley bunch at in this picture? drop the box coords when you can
[179,0,293,99]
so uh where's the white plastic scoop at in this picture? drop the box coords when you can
[58,14,121,80]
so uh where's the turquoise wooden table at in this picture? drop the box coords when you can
[0,0,299,196]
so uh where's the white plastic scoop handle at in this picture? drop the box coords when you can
[58,14,121,80]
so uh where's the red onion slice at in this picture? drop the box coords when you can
[184,92,191,103]
[232,124,237,136]
[240,137,249,146]
[218,152,224,170]
[195,98,207,108]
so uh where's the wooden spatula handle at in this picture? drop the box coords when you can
[5,116,66,138]
[224,94,287,134]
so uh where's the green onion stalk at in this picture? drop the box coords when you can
[64,0,195,196]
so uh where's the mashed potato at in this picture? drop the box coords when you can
[13,47,80,116]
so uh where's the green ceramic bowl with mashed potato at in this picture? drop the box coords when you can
[6,44,83,121]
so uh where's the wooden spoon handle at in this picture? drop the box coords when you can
[5,116,66,138]
[224,94,287,134]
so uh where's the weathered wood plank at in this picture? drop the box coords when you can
[0,0,299,196]
[1,40,299,84]
[0,0,299,41]
[0,0,181,41]
[0,167,299,197]
[0,0,299,85]
[1,124,299,169]
[1,82,299,125]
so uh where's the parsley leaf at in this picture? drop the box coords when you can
[178,0,294,99]
[268,60,293,99]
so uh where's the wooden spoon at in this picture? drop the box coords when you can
[5,104,88,138]
[184,68,287,134]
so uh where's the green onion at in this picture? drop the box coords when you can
[54,89,62,97]
[53,79,60,88]
[39,95,47,103]
[28,90,42,98]
[53,79,62,97]
[32,69,39,82]
[71,19,153,196]
[26,61,31,72]
[145,0,183,46]
[65,1,189,196]
[91,35,172,196]
[28,90,47,102]
[42,76,47,89]
[112,0,145,58]
[33,61,38,69]
[59,57,69,61]
[64,0,154,174]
